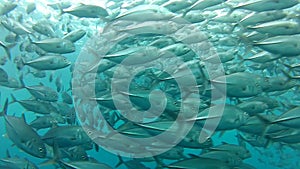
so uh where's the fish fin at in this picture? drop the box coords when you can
[40,141,60,166]
[218,131,226,138]
[0,42,16,60]
[115,154,124,168]
[18,74,25,88]
[57,3,65,17]
[9,94,17,104]
[236,133,247,148]
[94,143,99,152]
[0,99,8,117]
[6,149,11,158]
[255,114,272,137]
[188,153,200,158]
[271,116,300,124]
[282,69,300,79]
[21,113,26,122]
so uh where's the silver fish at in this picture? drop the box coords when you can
[62,4,109,18]
[248,20,300,36]
[0,2,17,15]
[30,38,75,54]
[25,85,58,102]
[62,29,86,42]
[239,11,287,27]
[2,100,47,158]
[42,126,91,147]
[231,0,298,12]
[23,55,71,70]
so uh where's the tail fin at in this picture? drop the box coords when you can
[0,41,16,60]
[10,94,17,104]
[115,155,124,168]
[0,99,8,117]
[39,142,60,167]
[282,69,300,79]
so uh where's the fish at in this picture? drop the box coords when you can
[24,84,59,102]
[199,151,243,167]
[248,20,300,36]
[104,46,160,65]
[61,3,109,18]
[10,94,58,114]
[208,143,251,159]
[243,51,281,63]
[62,29,86,42]
[193,104,249,131]
[238,116,268,135]
[22,55,71,70]
[237,101,268,115]
[0,68,8,82]
[270,107,300,128]
[0,1,17,15]
[42,126,92,148]
[26,2,36,14]
[0,40,16,60]
[30,114,65,130]
[1,18,32,35]
[239,11,287,27]
[184,0,226,14]
[0,76,24,89]
[167,157,231,169]
[112,5,176,21]
[32,21,56,37]
[59,160,113,169]
[231,0,299,12]
[30,38,75,54]
[0,156,38,169]
[62,91,73,104]
[181,10,206,23]
[118,20,182,35]
[254,35,300,56]
[211,72,265,97]
[161,0,192,13]
[2,99,47,158]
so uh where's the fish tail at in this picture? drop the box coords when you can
[57,3,64,17]
[0,42,16,61]
[39,142,60,167]
[115,155,124,168]
[281,69,300,79]
[19,73,25,88]
[0,99,8,117]
[10,94,17,104]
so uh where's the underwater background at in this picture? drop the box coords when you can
[0,0,300,169]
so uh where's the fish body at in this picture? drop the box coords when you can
[42,126,91,147]
[24,55,71,70]
[63,4,109,18]
[240,11,287,27]
[31,38,75,54]
[25,85,58,102]
[0,2,17,15]
[232,0,298,12]
[32,21,56,37]
[62,29,86,42]
[248,20,300,35]
[2,100,46,158]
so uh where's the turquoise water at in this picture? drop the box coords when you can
[1,0,300,169]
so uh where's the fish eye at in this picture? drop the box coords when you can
[39,147,44,152]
